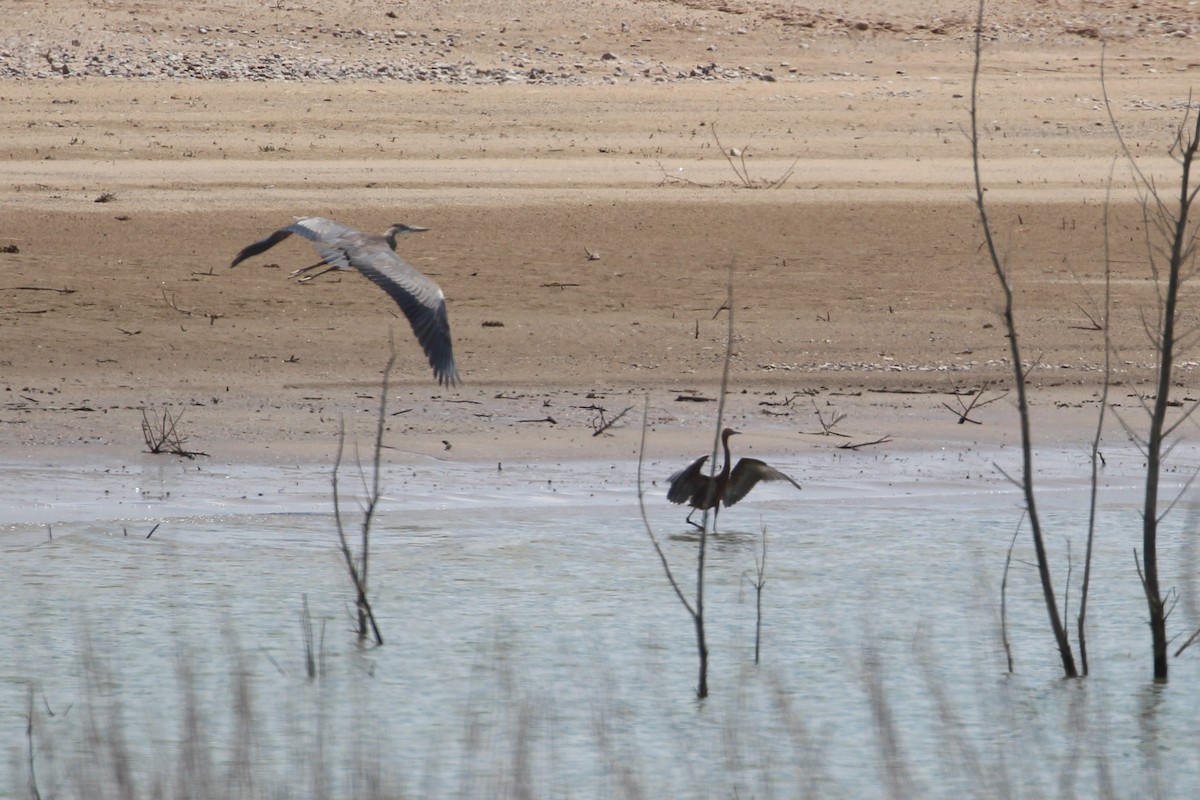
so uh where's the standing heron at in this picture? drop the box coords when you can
[666,428,802,530]
[230,216,459,387]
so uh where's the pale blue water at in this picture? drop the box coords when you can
[2,444,1200,798]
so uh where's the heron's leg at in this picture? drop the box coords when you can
[296,266,341,283]
[289,260,332,281]
[685,507,704,530]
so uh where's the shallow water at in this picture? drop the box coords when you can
[3,442,1200,798]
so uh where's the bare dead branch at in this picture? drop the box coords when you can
[655,159,717,188]
[710,121,797,189]
[991,461,1023,492]
[4,285,75,294]
[140,406,207,459]
[1173,621,1200,657]
[591,404,633,437]
[809,398,849,437]
[161,288,194,316]
[1068,302,1103,331]
[758,394,802,408]
[944,383,1009,425]
[837,435,893,450]
[1156,463,1200,524]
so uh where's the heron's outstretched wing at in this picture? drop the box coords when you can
[724,459,802,507]
[230,228,295,267]
[229,217,358,269]
[344,239,460,387]
[666,455,710,504]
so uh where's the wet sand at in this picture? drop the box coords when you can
[2,1,1199,465]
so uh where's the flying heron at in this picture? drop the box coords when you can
[666,428,802,530]
[230,216,459,387]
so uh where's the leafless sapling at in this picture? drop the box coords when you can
[636,266,737,698]
[330,348,397,646]
[1101,59,1200,681]
[1077,159,1118,677]
[971,0,1078,677]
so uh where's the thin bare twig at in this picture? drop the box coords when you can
[753,528,767,664]
[331,420,382,645]
[1000,514,1023,674]
[1079,158,1118,676]
[636,396,696,619]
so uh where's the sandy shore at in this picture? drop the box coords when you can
[2,1,1199,465]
